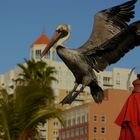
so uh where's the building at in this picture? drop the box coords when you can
[0,33,137,140]
[59,89,130,140]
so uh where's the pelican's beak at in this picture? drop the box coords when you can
[40,31,62,58]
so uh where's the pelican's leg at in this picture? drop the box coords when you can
[68,85,86,104]
[60,83,79,105]
[68,77,92,104]
[70,82,79,94]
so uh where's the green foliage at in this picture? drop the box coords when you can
[17,58,57,87]
[0,59,62,140]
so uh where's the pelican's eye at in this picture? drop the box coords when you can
[56,27,64,32]
[56,29,68,38]
[61,30,68,38]
[56,29,62,33]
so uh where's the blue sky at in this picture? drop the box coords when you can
[0,0,140,73]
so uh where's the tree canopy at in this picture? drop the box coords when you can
[0,59,62,140]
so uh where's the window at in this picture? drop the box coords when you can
[66,130,70,138]
[68,119,71,127]
[53,130,58,136]
[76,128,80,136]
[77,116,80,124]
[93,127,97,133]
[80,127,84,135]
[116,73,120,85]
[71,129,75,137]
[101,115,106,123]
[101,127,106,134]
[62,131,65,139]
[103,77,112,85]
[72,118,76,125]
[93,115,98,122]
[53,121,59,128]
[35,49,41,59]
[64,120,67,127]
[82,115,86,123]
[84,126,88,134]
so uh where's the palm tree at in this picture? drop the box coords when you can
[0,89,12,140]
[17,58,57,87]
[0,59,62,140]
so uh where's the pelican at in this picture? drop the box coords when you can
[41,0,140,104]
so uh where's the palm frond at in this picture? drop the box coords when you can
[0,58,62,139]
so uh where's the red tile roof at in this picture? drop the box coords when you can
[33,34,50,45]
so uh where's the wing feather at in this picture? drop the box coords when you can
[84,21,140,71]
[78,0,137,53]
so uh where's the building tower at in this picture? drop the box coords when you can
[30,33,58,62]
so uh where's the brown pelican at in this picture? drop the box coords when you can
[41,0,140,104]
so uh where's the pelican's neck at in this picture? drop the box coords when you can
[56,45,65,51]
[56,45,66,57]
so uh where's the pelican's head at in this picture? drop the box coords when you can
[40,24,70,58]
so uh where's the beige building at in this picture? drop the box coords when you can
[0,33,137,140]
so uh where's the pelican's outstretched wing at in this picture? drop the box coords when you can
[79,0,137,53]
[83,21,140,72]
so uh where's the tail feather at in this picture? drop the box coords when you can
[90,83,104,103]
